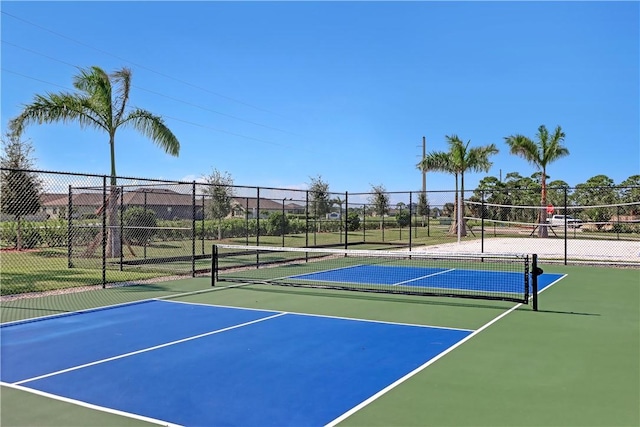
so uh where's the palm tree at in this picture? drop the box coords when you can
[504,125,569,238]
[9,66,180,256]
[418,135,498,239]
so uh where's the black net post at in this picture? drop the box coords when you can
[211,244,218,287]
[532,254,541,311]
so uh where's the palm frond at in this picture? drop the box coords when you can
[111,67,132,123]
[505,134,541,167]
[9,92,107,137]
[120,109,180,156]
[73,66,113,124]
[417,150,453,173]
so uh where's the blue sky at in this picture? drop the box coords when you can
[1,1,638,196]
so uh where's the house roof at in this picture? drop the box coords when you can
[231,197,304,210]
[39,191,304,211]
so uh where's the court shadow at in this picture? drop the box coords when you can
[534,309,600,316]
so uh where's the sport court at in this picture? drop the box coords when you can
[1,254,565,427]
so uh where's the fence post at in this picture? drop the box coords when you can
[67,185,73,268]
[305,191,309,248]
[102,176,107,288]
[409,191,413,251]
[481,191,485,253]
[192,181,196,277]
[119,186,124,271]
[143,191,147,259]
[202,194,205,255]
[256,187,260,265]
[344,191,349,250]
[564,187,568,265]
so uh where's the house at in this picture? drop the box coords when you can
[229,197,306,218]
[39,189,205,220]
[38,190,306,221]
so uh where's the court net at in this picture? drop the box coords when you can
[212,244,540,307]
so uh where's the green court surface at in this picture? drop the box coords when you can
[1,264,638,426]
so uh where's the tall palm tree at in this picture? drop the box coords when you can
[418,135,498,238]
[504,125,569,238]
[9,66,180,256]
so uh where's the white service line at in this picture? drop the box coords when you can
[1,381,182,427]
[14,312,287,385]
[159,299,474,332]
[391,268,455,286]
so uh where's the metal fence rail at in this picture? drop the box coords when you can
[1,168,638,297]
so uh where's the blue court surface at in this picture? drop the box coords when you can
[291,265,562,294]
[1,299,475,427]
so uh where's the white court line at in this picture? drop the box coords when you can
[0,283,244,328]
[539,274,568,294]
[1,381,181,427]
[161,299,474,333]
[324,301,524,427]
[14,312,287,385]
[325,272,570,427]
[391,268,455,286]
[280,264,366,281]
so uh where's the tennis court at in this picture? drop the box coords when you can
[1,250,638,426]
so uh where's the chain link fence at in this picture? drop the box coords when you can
[1,168,639,299]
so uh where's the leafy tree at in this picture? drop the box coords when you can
[619,175,640,215]
[504,125,569,237]
[8,66,180,257]
[442,203,454,217]
[0,133,42,250]
[474,176,507,221]
[572,175,617,229]
[418,135,498,236]
[396,210,411,228]
[202,169,235,240]
[416,192,429,225]
[503,173,540,223]
[369,184,389,229]
[308,175,331,220]
[546,179,571,213]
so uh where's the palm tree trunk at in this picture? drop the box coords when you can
[448,173,467,237]
[107,186,122,258]
[449,174,458,234]
[107,133,122,257]
[538,172,549,238]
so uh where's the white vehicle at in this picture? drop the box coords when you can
[547,214,582,228]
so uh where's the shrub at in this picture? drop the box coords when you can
[346,211,360,231]
[41,220,67,247]
[267,212,289,236]
[123,207,158,245]
[396,211,411,227]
